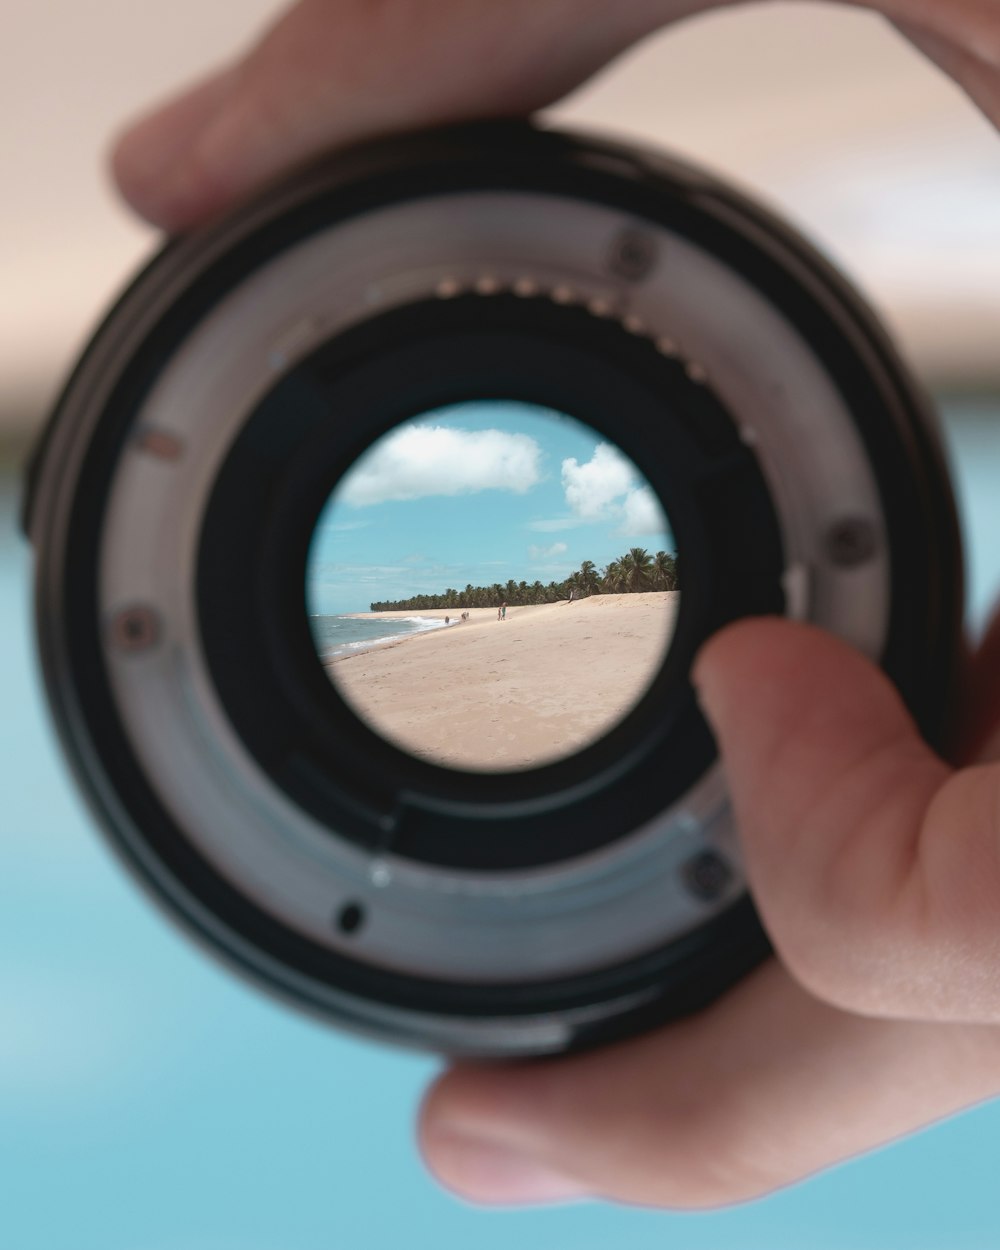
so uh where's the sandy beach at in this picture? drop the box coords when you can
[325,592,679,771]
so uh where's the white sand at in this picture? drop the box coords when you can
[326,593,679,771]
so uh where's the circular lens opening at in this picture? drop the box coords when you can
[305,400,679,771]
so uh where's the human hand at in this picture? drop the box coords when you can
[111,0,1000,1208]
[419,618,1000,1205]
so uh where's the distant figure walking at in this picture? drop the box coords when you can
[461,611,469,622]
[501,601,508,621]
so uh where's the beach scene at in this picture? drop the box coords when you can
[306,400,679,771]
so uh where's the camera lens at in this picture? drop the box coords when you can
[25,123,962,1055]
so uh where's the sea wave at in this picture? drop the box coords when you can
[316,613,455,661]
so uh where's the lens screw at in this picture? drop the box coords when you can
[336,901,366,936]
[608,229,658,282]
[825,517,878,567]
[681,850,733,903]
[110,605,161,653]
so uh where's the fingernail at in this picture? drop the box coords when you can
[426,1132,592,1207]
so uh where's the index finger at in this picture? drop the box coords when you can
[111,0,1000,231]
[110,0,680,229]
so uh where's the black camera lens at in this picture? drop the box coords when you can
[24,123,962,1055]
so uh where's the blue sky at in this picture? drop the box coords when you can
[306,401,674,615]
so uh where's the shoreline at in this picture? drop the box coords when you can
[328,604,546,663]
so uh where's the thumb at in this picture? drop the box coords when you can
[693,619,1000,1021]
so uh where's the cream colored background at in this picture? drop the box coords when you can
[3,1,999,434]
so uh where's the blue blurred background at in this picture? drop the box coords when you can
[1,397,998,1250]
[3,2,1000,1246]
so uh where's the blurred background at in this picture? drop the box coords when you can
[2,3,999,1247]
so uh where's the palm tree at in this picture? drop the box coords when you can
[579,560,600,595]
[603,560,625,593]
[652,551,678,591]
[621,547,654,592]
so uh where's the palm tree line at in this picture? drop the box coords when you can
[369,548,678,612]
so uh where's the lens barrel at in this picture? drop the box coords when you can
[25,124,962,1055]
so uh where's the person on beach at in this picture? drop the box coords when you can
[501,602,507,620]
[112,0,1000,1213]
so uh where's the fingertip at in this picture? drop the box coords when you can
[692,617,820,730]
[694,616,822,682]
[417,1062,532,1162]
[689,617,932,875]
[420,1132,592,1208]
[109,70,236,230]
[691,616,902,733]
[418,1064,592,1207]
[416,1062,465,1159]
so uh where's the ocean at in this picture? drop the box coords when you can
[309,612,455,660]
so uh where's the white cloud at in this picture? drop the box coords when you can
[338,424,542,506]
[528,541,568,561]
[619,485,669,536]
[560,444,671,540]
[561,443,638,521]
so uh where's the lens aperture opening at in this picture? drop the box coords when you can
[306,400,679,771]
